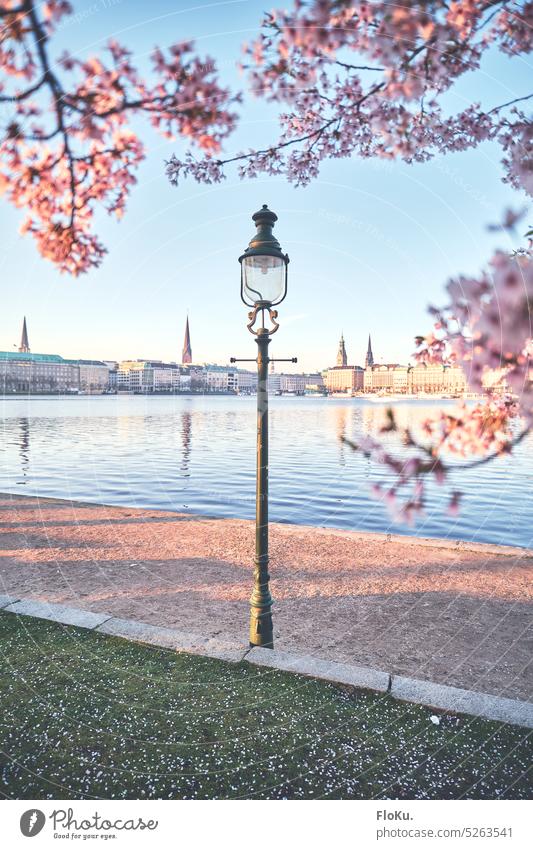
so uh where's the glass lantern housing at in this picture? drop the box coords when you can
[239,205,289,307]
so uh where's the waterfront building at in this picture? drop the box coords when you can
[363,362,467,394]
[305,373,325,388]
[363,364,401,393]
[408,363,444,394]
[281,375,300,394]
[152,365,176,391]
[180,372,192,392]
[117,360,188,393]
[305,384,326,395]
[78,360,111,393]
[1,321,111,394]
[305,374,327,395]
[117,360,151,392]
[188,365,206,391]
[268,372,281,394]
[443,366,467,394]
[392,365,410,393]
[103,361,118,392]
[0,351,80,393]
[236,369,258,394]
[182,316,192,364]
[279,373,308,394]
[204,364,238,393]
[267,372,324,395]
[326,333,366,393]
[108,368,118,391]
[191,365,257,394]
[326,366,364,393]
[408,363,466,394]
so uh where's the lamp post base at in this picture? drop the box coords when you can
[249,610,274,649]
[249,555,274,648]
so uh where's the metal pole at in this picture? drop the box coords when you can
[249,327,274,648]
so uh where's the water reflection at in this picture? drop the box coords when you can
[17,417,30,483]
[180,411,192,476]
[333,405,348,466]
[0,395,531,547]
[361,404,382,434]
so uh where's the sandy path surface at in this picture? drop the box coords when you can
[0,494,531,701]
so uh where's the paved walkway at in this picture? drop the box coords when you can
[0,494,531,701]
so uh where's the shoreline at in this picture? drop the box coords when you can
[1,391,486,400]
[1,492,532,703]
[0,490,530,557]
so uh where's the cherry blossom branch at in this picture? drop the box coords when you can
[338,212,533,523]
[0,0,240,273]
[0,75,46,102]
[341,406,530,523]
[346,411,531,473]
[166,80,386,185]
[168,1,533,193]
[23,0,77,227]
[335,61,384,72]
[488,92,533,114]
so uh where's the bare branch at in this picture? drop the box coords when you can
[0,74,46,102]
[488,92,533,114]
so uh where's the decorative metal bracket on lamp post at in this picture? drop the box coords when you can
[231,205,295,650]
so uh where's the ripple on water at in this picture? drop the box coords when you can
[0,394,531,548]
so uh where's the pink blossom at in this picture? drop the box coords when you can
[0,2,239,273]
[172,1,533,197]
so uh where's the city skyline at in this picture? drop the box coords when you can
[3,316,387,373]
[1,314,474,397]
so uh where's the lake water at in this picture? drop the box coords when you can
[0,394,531,548]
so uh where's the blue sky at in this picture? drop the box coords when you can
[1,0,531,371]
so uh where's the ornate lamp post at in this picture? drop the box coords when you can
[231,205,295,649]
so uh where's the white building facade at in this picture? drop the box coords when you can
[117,360,189,392]
[78,360,111,392]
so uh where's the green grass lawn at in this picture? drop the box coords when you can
[0,610,531,800]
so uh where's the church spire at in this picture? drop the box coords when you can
[336,332,347,367]
[182,315,192,364]
[19,316,30,353]
[365,334,374,368]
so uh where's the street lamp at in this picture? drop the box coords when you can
[231,205,295,649]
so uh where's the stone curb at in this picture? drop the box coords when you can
[3,599,112,630]
[96,617,248,663]
[246,646,390,693]
[0,594,20,609]
[1,598,531,729]
[391,675,533,729]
